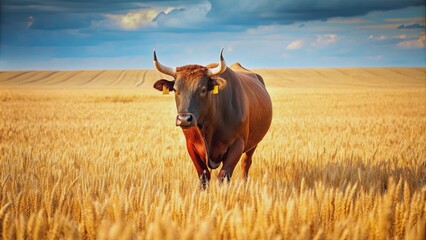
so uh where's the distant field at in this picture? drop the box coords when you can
[0,68,425,239]
[1,67,425,88]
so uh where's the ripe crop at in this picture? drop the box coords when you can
[0,68,425,239]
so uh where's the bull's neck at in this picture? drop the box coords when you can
[199,70,244,142]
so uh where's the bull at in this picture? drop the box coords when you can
[153,49,272,188]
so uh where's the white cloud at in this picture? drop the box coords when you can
[286,40,304,50]
[368,35,387,40]
[27,16,34,28]
[105,7,174,30]
[154,1,211,29]
[393,34,410,39]
[315,34,337,45]
[369,34,418,41]
[102,1,212,30]
[246,25,280,34]
[397,34,426,49]
[285,35,337,51]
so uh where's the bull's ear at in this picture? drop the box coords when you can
[208,77,227,91]
[153,79,174,92]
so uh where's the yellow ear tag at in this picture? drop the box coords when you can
[162,85,169,95]
[212,85,219,94]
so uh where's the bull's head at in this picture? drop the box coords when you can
[153,49,227,129]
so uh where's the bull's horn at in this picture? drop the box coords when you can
[153,50,176,77]
[207,48,227,77]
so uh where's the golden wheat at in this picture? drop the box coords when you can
[0,68,425,239]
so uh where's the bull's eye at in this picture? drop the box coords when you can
[200,87,207,96]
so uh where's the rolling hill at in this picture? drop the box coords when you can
[0,67,425,88]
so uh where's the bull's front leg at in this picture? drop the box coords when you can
[218,138,244,182]
[186,143,211,189]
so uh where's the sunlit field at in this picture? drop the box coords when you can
[0,68,425,239]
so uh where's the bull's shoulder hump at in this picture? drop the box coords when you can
[229,62,250,72]
[230,62,266,86]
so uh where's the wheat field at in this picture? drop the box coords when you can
[0,68,425,239]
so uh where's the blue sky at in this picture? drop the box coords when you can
[0,0,425,70]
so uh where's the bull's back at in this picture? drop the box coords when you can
[233,67,272,151]
[230,62,265,86]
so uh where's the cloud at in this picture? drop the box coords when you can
[360,24,402,29]
[314,34,338,46]
[208,0,424,26]
[1,0,202,31]
[286,40,304,50]
[364,16,426,30]
[2,0,426,69]
[27,16,34,28]
[3,0,424,32]
[327,18,369,24]
[154,1,211,29]
[397,34,426,49]
[396,34,411,39]
[368,34,418,41]
[29,13,97,30]
[360,23,425,30]
[91,1,212,31]
[105,7,174,30]
[2,0,162,14]
[397,23,425,29]
[385,16,425,23]
[368,35,387,41]
[246,25,281,35]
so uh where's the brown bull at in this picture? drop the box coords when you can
[153,49,272,188]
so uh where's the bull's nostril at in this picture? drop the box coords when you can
[176,113,195,127]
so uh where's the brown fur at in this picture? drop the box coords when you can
[230,62,265,86]
[154,62,272,186]
[176,65,207,80]
[181,64,272,182]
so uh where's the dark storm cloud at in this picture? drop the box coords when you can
[2,0,198,14]
[397,23,425,29]
[2,0,145,14]
[2,0,424,31]
[29,13,102,30]
[208,0,424,25]
[1,0,203,31]
[1,0,132,32]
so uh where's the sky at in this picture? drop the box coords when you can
[0,0,425,70]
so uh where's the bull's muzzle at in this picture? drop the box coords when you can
[176,113,196,128]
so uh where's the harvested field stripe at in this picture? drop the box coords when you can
[47,71,77,85]
[135,70,147,87]
[19,71,59,85]
[110,71,127,86]
[1,71,31,83]
[82,70,106,85]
